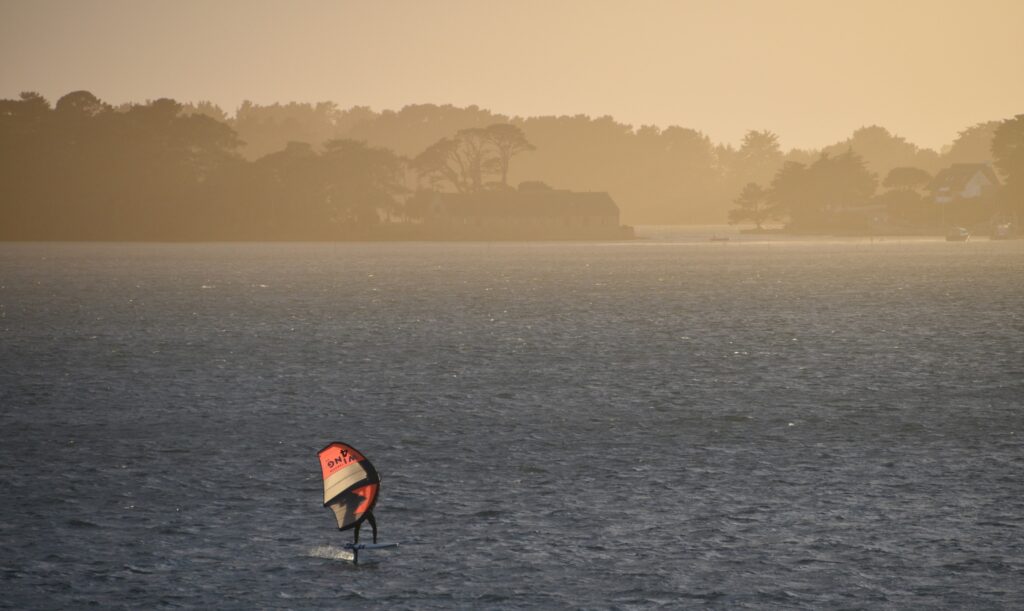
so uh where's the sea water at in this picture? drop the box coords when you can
[1,230,1022,608]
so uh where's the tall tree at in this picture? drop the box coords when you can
[812,150,877,209]
[882,167,931,191]
[182,100,229,122]
[412,137,470,192]
[733,129,784,187]
[232,100,349,159]
[767,161,814,228]
[991,114,1024,221]
[347,103,502,157]
[879,167,932,226]
[822,125,936,177]
[768,151,876,231]
[944,121,1000,165]
[320,139,405,226]
[484,123,534,187]
[0,92,53,237]
[455,127,495,191]
[412,127,499,192]
[727,182,774,229]
[55,90,110,117]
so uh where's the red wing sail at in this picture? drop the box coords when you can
[318,442,380,531]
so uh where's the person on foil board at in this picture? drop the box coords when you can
[317,441,382,562]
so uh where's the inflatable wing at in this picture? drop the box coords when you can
[317,441,380,531]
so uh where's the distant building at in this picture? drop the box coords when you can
[928,163,1001,204]
[408,182,633,239]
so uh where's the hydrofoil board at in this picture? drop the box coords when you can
[343,542,399,551]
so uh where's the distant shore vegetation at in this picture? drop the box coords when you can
[1,90,1021,240]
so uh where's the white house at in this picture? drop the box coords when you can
[929,163,1001,204]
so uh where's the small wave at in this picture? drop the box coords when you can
[472,509,505,518]
[308,545,353,561]
[519,464,547,475]
[67,519,100,529]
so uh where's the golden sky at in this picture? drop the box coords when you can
[2,0,1021,150]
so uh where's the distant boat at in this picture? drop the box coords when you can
[945,227,969,242]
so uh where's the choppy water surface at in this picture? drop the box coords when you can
[1,231,1023,609]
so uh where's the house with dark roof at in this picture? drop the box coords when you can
[928,163,1001,204]
[407,182,633,239]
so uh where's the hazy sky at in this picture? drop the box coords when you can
[2,0,1021,150]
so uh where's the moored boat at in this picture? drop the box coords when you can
[991,223,1013,240]
[945,227,969,242]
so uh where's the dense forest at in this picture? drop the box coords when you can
[1,90,1021,240]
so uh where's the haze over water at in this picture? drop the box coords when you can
[2,233,1022,608]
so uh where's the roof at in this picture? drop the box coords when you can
[424,185,620,218]
[928,163,1000,192]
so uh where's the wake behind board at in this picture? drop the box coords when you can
[309,545,355,561]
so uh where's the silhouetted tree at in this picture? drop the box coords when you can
[347,103,502,157]
[250,141,325,237]
[232,100,354,159]
[768,161,814,228]
[733,130,784,187]
[485,123,534,187]
[2,90,1015,237]
[879,167,932,227]
[412,137,469,193]
[183,100,230,123]
[0,91,248,239]
[875,189,930,227]
[0,92,53,237]
[812,150,877,208]
[883,167,931,191]
[944,121,1000,165]
[727,182,774,229]
[55,90,110,117]
[822,125,939,178]
[992,114,1024,222]
[413,127,500,192]
[511,115,726,223]
[320,139,405,227]
[768,151,876,231]
[660,126,719,208]
[783,148,818,166]
[0,91,50,121]
[455,127,496,192]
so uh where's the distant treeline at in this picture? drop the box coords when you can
[1,90,1021,240]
